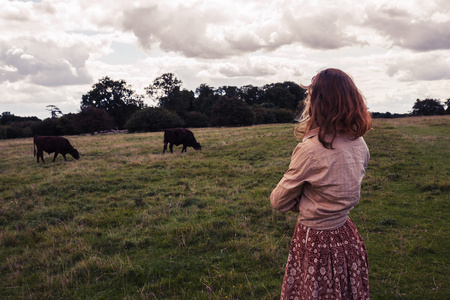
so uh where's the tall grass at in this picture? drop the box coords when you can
[0,116,449,299]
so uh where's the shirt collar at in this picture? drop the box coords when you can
[302,127,319,142]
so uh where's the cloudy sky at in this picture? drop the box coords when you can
[1,0,449,119]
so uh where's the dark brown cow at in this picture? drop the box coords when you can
[34,136,80,163]
[163,128,201,154]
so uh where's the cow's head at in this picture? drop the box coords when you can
[71,149,80,160]
[193,142,202,151]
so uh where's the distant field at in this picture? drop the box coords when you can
[0,116,449,299]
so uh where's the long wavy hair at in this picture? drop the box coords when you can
[295,68,372,149]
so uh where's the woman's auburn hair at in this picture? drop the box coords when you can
[295,68,372,148]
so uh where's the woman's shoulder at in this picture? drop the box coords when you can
[296,134,323,157]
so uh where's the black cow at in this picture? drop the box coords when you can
[34,136,80,163]
[163,128,202,154]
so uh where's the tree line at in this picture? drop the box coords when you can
[0,73,305,139]
[1,73,449,139]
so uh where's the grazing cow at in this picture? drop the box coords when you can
[163,128,202,154]
[34,136,80,163]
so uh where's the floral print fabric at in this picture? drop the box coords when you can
[281,218,369,299]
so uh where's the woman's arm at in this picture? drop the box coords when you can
[270,143,313,212]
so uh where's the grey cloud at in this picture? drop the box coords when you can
[365,6,450,51]
[225,31,265,53]
[0,38,92,86]
[282,9,367,50]
[30,59,92,87]
[386,52,450,81]
[123,5,234,59]
[3,10,30,22]
[122,2,367,60]
[122,6,159,48]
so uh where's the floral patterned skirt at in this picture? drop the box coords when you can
[281,218,369,300]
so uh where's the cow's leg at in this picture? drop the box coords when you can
[62,154,67,161]
[38,150,45,163]
[53,152,59,162]
[182,145,187,153]
[163,142,168,154]
[169,143,174,153]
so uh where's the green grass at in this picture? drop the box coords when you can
[0,116,449,299]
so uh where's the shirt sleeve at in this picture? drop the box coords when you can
[270,142,314,212]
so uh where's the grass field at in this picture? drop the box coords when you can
[0,116,449,299]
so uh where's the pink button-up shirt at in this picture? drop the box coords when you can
[270,127,370,230]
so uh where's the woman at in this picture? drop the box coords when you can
[271,68,372,299]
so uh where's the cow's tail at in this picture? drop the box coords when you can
[33,136,36,157]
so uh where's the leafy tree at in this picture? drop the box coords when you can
[445,98,450,115]
[159,87,194,113]
[194,83,215,99]
[216,86,240,98]
[262,85,296,109]
[145,73,183,108]
[412,98,445,116]
[210,96,255,126]
[81,76,145,129]
[125,107,184,133]
[281,81,307,104]
[260,82,306,110]
[193,84,218,116]
[46,105,63,119]
[240,85,263,106]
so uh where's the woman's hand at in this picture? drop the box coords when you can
[290,196,300,212]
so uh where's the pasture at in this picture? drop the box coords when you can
[0,116,449,299]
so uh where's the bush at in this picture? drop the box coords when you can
[73,107,115,134]
[32,118,58,136]
[0,120,42,139]
[270,108,295,123]
[57,113,79,135]
[0,125,21,139]
[251,106,276,124]
[125,107,185,132]
[210,96,255,127]
[180,111,209,128]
